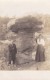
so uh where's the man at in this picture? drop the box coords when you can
[8,41,17,64]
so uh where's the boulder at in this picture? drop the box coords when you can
[7,16,44,64]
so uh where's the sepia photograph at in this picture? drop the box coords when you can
[0,0,50,71]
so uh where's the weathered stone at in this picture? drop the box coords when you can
[6,16,43,64]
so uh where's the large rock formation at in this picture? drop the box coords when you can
[7,16,44,64]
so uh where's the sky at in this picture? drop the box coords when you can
[0,0,50,17]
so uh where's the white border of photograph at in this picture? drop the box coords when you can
[0,71,50,80]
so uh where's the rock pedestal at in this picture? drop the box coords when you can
[7,16,43,64]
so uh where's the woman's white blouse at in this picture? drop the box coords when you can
[37,38,45,46]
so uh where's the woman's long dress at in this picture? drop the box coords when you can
[35,44,45,62]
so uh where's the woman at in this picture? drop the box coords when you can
[35,34,45,62]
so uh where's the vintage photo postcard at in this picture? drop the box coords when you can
[0,0,50,71]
